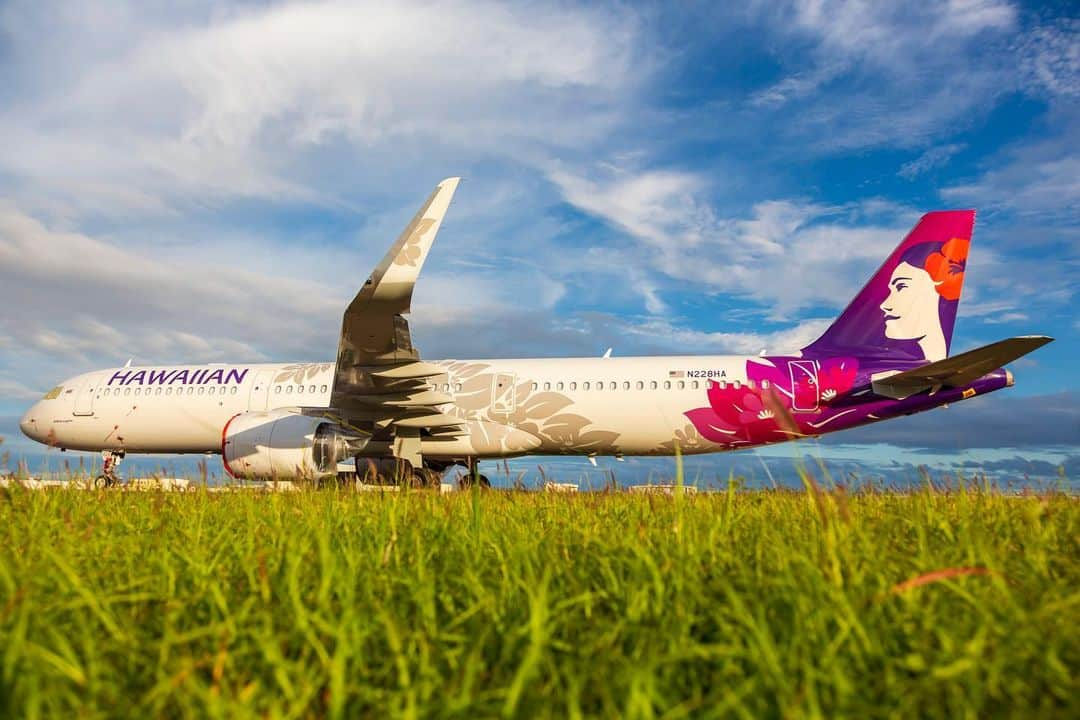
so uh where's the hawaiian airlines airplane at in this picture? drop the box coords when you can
[19,178,1052,486]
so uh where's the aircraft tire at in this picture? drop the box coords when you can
[459,472,491,489]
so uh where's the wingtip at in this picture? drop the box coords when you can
[438,176,461,188]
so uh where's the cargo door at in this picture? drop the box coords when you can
[789,361,819,412]
[491,373,516,415]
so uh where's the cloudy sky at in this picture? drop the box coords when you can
[0,0,1076,482]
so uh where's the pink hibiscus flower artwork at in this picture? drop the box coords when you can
[685,357,860,447]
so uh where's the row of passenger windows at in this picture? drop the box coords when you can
[275,384,329,395]
[425,379,766,393]
[102,385,240,398]
[102,383,333,399]
[530,380,707,392]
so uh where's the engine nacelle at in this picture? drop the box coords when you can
[222,409,350,481]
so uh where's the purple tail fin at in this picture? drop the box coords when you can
[801,210,975,363]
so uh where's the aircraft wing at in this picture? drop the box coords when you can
[872,335,1054,400]
[329,178,465,435]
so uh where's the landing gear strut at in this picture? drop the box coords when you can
[96,450,125,488]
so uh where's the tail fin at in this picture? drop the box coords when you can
[802,210,975,363]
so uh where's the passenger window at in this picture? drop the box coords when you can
[166,387,172,396]
[692,381,699,389]
[220,386,227,396]
[532,383,538,391]
[678,381,685,389]
[664,381,671,389]
[569,382,577,390]
[747,380,755,390]
[718,381,726,389]
[286,385,293,394]
[231,386,238,395]
[103,389,110,397]
[124,388,131,396]
[557,382,564,391]
[455,383,462,392]
[321,385,328,393]
[596,381,603,390]
[636,381,644,390]
[544,382,551,391]
[650,381,658,390]
[733,380,741,389]
[761,380,770,390]
[275,386,282,393]
[609,382,616,390]
[157,388,163,396]
[622,381,629,390]
[198,387,205,396]
[298,385,305,394]
[309,385,316,393]
[187,387,194,396]
[583,382,590,390]
[135,388,142,397]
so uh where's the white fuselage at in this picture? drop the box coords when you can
[20,356,753,459]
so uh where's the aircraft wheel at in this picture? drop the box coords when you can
[459,472,491,489]
[413,468,442,488]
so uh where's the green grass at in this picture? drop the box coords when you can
[0,482,1076,719]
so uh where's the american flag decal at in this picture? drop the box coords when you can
[668,370,685,378]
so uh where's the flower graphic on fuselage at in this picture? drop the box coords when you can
[685,357,860,447]
[818,359,858,403]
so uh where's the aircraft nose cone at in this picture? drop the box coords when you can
[19,407,39,441]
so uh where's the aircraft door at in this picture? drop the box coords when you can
[73,373,106,416]
[789,361,819,412]
[248,370,275,411]
[491,373,517,416]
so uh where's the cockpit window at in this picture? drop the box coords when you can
[43,386,63,400]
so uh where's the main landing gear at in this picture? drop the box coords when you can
[95,450,125,488]
[354,457,444,488]
[350,457,490,489]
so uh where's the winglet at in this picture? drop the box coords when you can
[354,177,460,315]
[333,179,460,376]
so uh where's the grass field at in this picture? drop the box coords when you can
[0,480,1077,718]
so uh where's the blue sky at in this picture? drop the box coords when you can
[0,1,1076,484]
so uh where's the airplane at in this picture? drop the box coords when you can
[19,178,1053,487]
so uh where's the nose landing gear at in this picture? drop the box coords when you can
[95,450,125,488]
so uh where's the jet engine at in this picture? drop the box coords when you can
[221,409,356,481]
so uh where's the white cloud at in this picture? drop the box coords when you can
[745,0,1025,151]
[942,138,1080,219]
[546,167,711,250]
[0,378,41,401]
[0,201,595,383]
[899,143,966,179]
[607,316,833,356]
[1017,19,1079,99]
[0,0,644,218]
[548,164,908,316]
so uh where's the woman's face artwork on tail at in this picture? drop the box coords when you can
[878,238,969,362]
[880,262,942,340]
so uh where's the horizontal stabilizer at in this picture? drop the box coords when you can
[872,335,1053,399]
